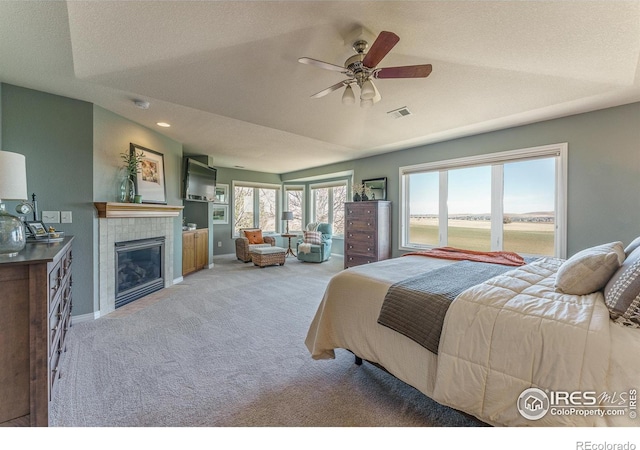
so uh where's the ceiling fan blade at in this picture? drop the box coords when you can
[310,80,351,98]
[298,57,347,73]
[374,64,433,79]
[362,31,400,68]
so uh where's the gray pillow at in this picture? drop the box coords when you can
[624,236,640,257]
[555,241,625,295]
[604,246,640,327]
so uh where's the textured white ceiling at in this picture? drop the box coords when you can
[1,1,639,173]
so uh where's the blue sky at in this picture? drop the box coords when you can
[409,157,555,215]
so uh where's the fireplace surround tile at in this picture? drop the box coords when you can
[98,217,175,316]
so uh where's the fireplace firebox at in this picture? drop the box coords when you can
[115,237,165,308]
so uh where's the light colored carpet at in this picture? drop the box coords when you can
[50,254,482,427]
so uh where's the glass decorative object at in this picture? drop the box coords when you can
[119,175,136,203]
[0,203,26,256]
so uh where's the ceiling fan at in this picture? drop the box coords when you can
[298,30,432,107]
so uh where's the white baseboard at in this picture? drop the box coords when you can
[173,276,184,284]
[72,311,99,323]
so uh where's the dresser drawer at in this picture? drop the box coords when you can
[345,230,377,242]
[345,254,378,268]
[48,260,63,305]
[346,204,378,216]
[345,241,377,257]
[346,218,378,231]
[48,299,64,355]
[49,335,62,398]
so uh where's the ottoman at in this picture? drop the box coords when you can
[250,246,286,268]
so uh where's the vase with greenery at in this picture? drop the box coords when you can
[119,148,145,202]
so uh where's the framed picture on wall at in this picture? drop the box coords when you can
[212,204,228,224]
[130,143,167,204]
[214,184,229,204]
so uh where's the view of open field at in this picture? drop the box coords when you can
[409,217,555,256]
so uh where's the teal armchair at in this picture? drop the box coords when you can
[296,223,332,263]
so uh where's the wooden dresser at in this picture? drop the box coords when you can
[344,201,391,269]
[0,236,73,427]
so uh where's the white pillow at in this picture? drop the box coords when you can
[555,242,625,295]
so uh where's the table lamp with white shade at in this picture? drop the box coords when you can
[0,150,28,256]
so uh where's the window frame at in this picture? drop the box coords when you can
[399,143,568,258]
[231,181,282,237]
[309,179,349,238]
[283,184,306,233]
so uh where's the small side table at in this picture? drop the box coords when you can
[281,233,298,257]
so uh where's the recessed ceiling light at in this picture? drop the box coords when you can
[157,122,171,128]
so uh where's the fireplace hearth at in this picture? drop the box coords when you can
[115,237,165,309]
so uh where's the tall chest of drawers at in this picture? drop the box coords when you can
[344,201,391,269]
[0,236,73,426]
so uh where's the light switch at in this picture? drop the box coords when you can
[61,211,72,223]
[42,211,60,223]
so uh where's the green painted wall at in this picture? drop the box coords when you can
[93,106,184,292]
[1,83,95,315]
[283,102,640,257]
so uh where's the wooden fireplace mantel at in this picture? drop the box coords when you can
[94,202,184,218]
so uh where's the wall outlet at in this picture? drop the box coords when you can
[217,241,222,247]
[61,211,72,223]
[42,211,60,223]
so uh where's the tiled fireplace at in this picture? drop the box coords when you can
[95,202,182,316]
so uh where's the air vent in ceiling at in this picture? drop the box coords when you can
[387,106,412,119]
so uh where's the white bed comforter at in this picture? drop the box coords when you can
[433,257,625,426]
[306,256,640,427]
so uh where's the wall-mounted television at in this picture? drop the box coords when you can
[183,157,217,202]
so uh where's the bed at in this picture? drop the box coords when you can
[305,242,640,426]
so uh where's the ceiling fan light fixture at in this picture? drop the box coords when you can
[360,79,376,100]
[360,98,374,108]
[342,84,355,105]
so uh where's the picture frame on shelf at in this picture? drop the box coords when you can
[212,204,228,224]
[214,184,229,204]
[131,143,167,204]
[362,177,387,201]
[26,220,48,239]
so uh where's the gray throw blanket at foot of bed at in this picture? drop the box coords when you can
[377,260,516,354]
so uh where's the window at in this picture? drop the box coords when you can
[283,185,304,233]
[400,144,567,257]
[233,182,281,236]
[310,181,348,237]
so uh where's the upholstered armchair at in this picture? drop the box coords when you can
[296,223,332,263]
[235,229,276,262]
